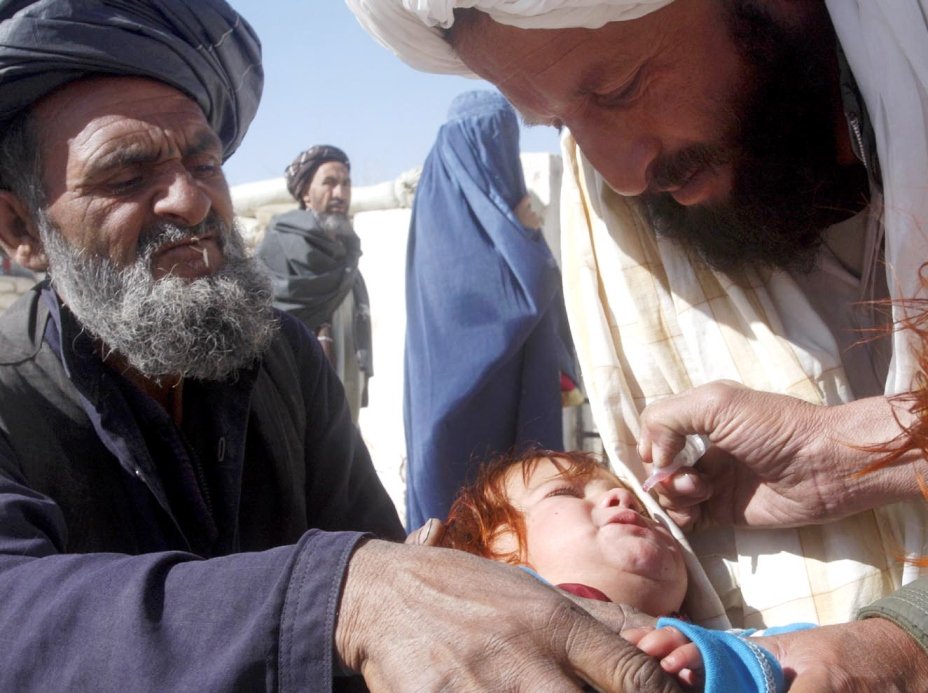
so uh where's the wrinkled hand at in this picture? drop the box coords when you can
[625,625,702,689]
[637,381,917,530]
[755,618,928,692]
[335,540,680,692]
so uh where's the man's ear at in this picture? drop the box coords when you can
[0,191,46,271]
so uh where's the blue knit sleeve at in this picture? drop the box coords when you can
[656,617,815,693]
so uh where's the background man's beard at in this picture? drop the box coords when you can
[318,211,354,239]
[642,1,868,274]
[40,213,278,382]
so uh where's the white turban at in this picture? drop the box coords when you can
[344,0,674,75]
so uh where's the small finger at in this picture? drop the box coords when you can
[660,642,703,675]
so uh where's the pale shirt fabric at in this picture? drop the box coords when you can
[554,0,928,628]
[560,131,928,628]
[344,0,672,74]
[826,0,928,399]
[825,0,928,598]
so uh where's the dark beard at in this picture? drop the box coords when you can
[641,1,869,274]
[40,212,278,383]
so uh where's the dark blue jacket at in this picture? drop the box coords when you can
[0,283,403,691]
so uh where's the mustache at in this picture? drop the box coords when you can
[649,144,732,191]
[137,214,228,258]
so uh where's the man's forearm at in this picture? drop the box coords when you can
[818,394,925,518]
[0,469,365,691]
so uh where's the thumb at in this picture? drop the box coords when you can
[560,616,681,692]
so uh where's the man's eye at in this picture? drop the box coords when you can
[107,176,143,194]
[189,161,222,178]
[595,72,644,108]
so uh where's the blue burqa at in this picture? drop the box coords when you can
[404,90,576,528]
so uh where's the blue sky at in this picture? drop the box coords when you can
[222,0,561,187]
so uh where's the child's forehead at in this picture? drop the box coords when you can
[514,456,625,488]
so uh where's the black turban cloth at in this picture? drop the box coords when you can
[285,144,350,203]
[0,0,263,160]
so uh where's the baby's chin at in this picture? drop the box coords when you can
[601,575,688,616]
[565,559,688,615]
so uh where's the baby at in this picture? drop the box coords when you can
[441,448,810,692]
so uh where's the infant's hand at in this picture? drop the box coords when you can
[632,625,703,689]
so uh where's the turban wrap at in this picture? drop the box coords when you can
[284,144,351,202]
[345,0,674,75]
[0,0,263,160]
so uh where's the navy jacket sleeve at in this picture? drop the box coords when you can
[0,434,365,692]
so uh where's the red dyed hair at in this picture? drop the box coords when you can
[441,448,617,565]
[855,288,928,567]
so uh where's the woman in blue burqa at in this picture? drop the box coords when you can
[404,90,580,529]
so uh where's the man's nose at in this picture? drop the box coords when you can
[153,167,212,226]
[570,120,659,197]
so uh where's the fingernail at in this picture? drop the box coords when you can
[670,473,698,494]
[418,518,433,544]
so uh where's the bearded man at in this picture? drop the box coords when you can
[348,0,928,688]
[256,145,372,423]
[0,2,686,691]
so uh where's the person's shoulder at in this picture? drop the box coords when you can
[0,283,46,366]
[256,309,332,404]
[268,208,318,233]
[266,309,326,365]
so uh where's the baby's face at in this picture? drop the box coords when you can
[496,457,687,615]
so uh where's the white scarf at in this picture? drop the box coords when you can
[344,0,672,73]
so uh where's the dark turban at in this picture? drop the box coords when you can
[0,0,263,160]
[285,145,351,203]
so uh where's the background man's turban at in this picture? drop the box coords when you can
[0,0,263,160]
[285,145,351,203]
[345,0,673,75]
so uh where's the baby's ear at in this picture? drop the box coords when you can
[0,192,46,271]
[489,526,521,560]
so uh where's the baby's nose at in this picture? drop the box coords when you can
[598,486,637,508]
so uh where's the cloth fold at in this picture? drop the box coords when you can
[0,0,262,158]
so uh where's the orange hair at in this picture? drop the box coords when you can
[857,296,928,481]
[855,276,928,567]
[441,448,615,565]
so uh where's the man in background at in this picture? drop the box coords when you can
[256,145,372,422]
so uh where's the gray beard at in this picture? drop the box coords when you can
[39,213,278,383]
[317,212,354,239]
